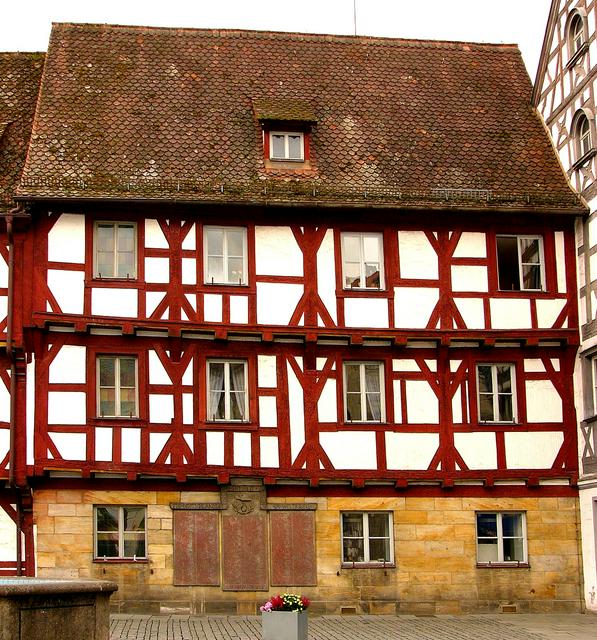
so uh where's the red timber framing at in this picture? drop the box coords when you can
[28,330,579,486]
[0,202,575,540]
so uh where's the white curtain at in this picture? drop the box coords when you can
[365,366,381,421]
[230,363,246,420]
[209,364,225,420]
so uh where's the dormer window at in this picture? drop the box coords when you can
[270,131,304,161]
[253,97,316,169]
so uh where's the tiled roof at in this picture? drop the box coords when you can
[252,98,317,123]
[0,53,45,211]
[17,23,583,212]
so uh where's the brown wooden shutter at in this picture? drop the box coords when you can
[270,510,317,586]
[221,514,268,591]
[173,510,220,586]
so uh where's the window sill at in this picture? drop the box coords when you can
[565,42,589,70]
[93,558,149,564]
[571,148,597,171]
[341,562,396,569]
[204,281,248,287]
[476,562,529,569]
[92,417,144,424]
[339,288,388,298]
[91,277,138,282]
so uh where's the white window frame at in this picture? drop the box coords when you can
[591,356,597,417]
[568,12,587,58]
[341,512,394,565]
[96,355,139,418]
[576,113,593,159]
[341,232,385,290]
[207,359,249,422]
[269,131,304,161]
[93,505,147,560]
[343,361,385,423]
[496,234,545,292]
[476,511,527,565]
[476,363,516,424]
[93,221,137,279]
[203,226,248,286]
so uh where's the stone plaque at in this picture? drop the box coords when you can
[270,510,317,586]
[173,510,220,586]
[222,514,268,591]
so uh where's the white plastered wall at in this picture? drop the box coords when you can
[255,227,303,276]
[48,214,85,263]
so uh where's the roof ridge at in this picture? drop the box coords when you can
[50,22,520,52]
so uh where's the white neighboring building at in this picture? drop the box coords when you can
[534,0,597,612]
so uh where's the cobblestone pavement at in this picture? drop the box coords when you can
[110,613,597,640]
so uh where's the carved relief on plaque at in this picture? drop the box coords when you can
[221,483,266,516]
[232,497,256,515]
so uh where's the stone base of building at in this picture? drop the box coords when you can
[33,486,583,615]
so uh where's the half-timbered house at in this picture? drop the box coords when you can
[0,51,44,577]
[0,22,587,614]
[534,0,597,612]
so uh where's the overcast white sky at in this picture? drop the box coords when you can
[3,0,552,81]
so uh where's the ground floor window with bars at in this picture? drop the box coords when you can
[94,505,146,560]
[476,512,527,565]
[341,512,393,565]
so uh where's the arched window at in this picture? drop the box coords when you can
[578,114,592,157]
[572,109,595,162]
[568,11,588,60]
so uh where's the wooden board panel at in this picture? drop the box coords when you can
[173,510,220,586]
[270,510,317,586]
[222,514,268,591]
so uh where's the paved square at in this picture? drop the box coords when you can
[110,613,597,640]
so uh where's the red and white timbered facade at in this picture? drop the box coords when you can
[21,209,579,485]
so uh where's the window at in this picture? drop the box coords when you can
[496,235,544,291]
[97,356,138,418]
[569,12,586,58]
[269,131,304,161]
[575,113,593,160]
[341,232,384,290]
[204,226,247,285]
[207,360,248,421]
[477,364,515,423]
[476,512,527,565]
[341,512,393,564]
[94,222,136,278]
[94,505,146,560]
[344,362,385,422]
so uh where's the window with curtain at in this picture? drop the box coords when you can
[207,360,248,421]
[343,361,384,422]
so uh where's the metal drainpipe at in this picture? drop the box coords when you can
[6,205,22,574]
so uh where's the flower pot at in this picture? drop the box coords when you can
[261,610,308,640]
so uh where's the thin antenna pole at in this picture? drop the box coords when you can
[353,0,357,36]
